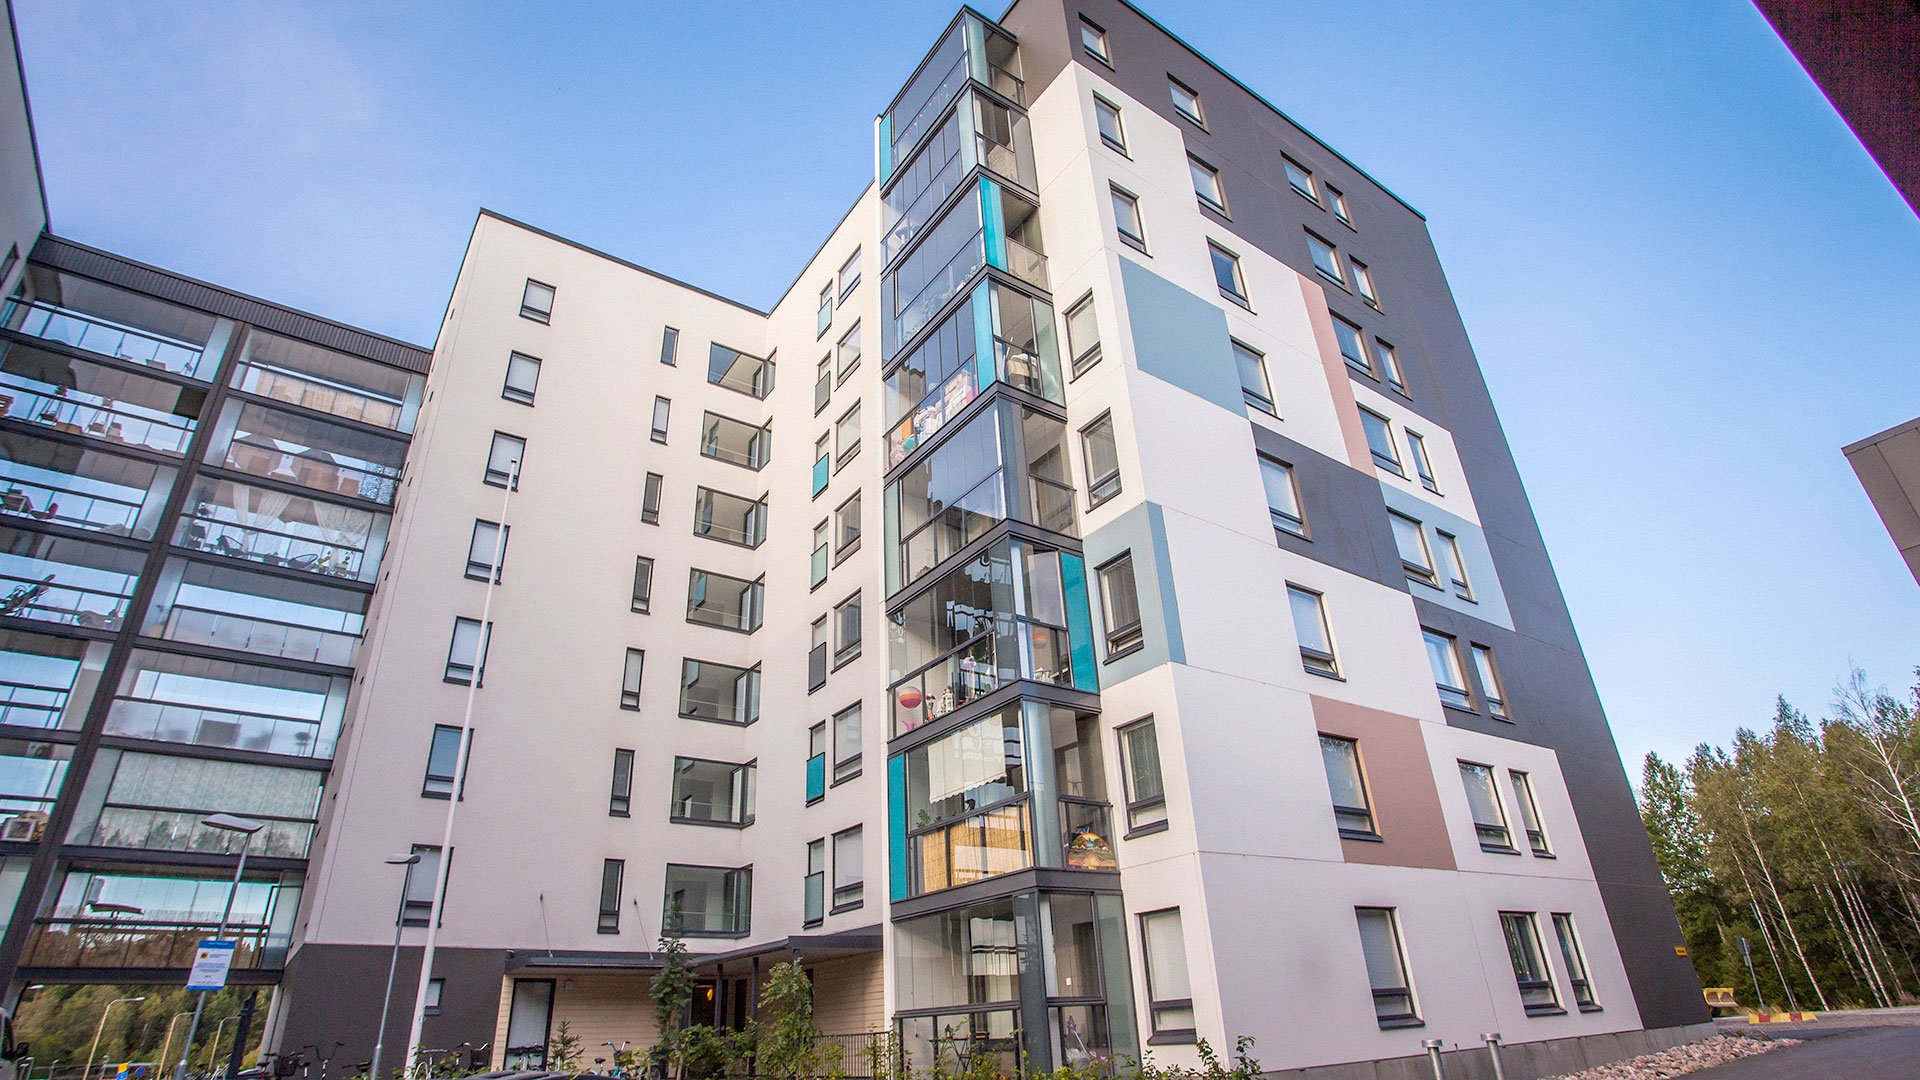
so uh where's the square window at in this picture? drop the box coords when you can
[502,352,540,405]
[1066,293,1102,376]
[1111,186,1147,251]
[651,396,671,444]
[1094,95,1127,153]
[1141,908,1195,1035]
[1209,242,1247,305]
[1391,511,1436,586]
[1424,629,1471,709]
[1287,585,1338,677]
[1259,456,1306,538]
[1189,156,1226,214]
[1358,407,1401,475]
[632,556,655,613]
[466,520,506,582]
[642,472,663,525]
[1319,735,1375,838]
[445,617,491,685]
[1168,77,1205,126]
[1119,717,1168,832]
[620,647,645,710]
[1462,762,1516,852]
[1284,158,1318,203]
[660,326,679,366]
[1356,908,1420,1026]
[1082,413,1121,506]
[520,279,554,323]
[1098,552,1144,657]
[1234,340,1274,415]
[1307,233,1344,285]
[485,432,525,489]
[838,249,862,302]
[1080,17,1111,65]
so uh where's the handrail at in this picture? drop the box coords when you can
[232,361,406,430]
[0,570,132,628]
[3,298,206,376]
[178,517,368,579]
[107,696,330,758]
[0,476,145,533]
[0,381,195,454]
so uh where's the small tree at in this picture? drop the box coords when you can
[549,1020,585,1076]
[652,912,695,1079]
[757,961,835,1080]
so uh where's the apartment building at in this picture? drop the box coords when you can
[0,2,1711,1077]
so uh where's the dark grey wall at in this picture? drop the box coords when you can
[276,944,507,1074]
[1000,0,1707,1029]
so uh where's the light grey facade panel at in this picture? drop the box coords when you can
[1377,480,1513,630]
[1117,257,1243,414]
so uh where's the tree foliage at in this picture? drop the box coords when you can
[1639,666,1920,1011]
[13,984,261,1073]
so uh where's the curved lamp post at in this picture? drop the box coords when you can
[84,996,145,1080]
[368,853,422,1080]
[174,813,264,1080]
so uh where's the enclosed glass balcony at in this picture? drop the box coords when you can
[67,748,323,858]
[699,411,771,471]
[204,399,406,505]
[884,180,1047,362]
[141,559,366,667]
[174,476,387,583]
[880,12,1025,185]
[686,568,764,633]
[230,330,422,433]
[0,738,70,839]
[0,629,106,730]
[28,866,304,969]
[0,432,176,540]
[884,90,1036,266]
[4,267,227,381]
[692,486,767,549]
[0,527,144,630]
[0,343,203,455]
[708,343,774,399]
[884,281,1061,468]
[106,649,347,759]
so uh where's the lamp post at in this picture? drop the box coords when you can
[368,853,423,1080]
[84,996,146,1080]
[158,1013,193,1080]
[204,1017,237,1078]
[404,457,516,1077]
[175,813,265,1080]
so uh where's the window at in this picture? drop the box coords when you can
[1319,735,1375,838]
[835,492,862,561]
[832,825,863,909]
[651,397,671,443]
[1328,185,1353,225]
[642,472,663,525]
[1209,242,1248,305]
[1260,456,1306,539]
[1098,552,1144,657]
[423,724,467,799]
[836,322,862,380]
[1094,95,1127,153]
[1065,293,1102,376]
[1287,585,1337,677]
[1436,531,1472,599]
[807,723,827,805]
[520,279,554,323]
[1351,259,1379,307]
[1332,316,1371,375]
[1376,340,1408,394]
[620,647,645,710]
[1460,762,1515,852]
[838,248,862,302]
[425,978,444,1014]
[502,352,541,405]
[1307,233,1344,285]
[1424,630,1470,709]
[598,859,625,933]
[660,326,679,366]
[1110,186,1147,251]
[811,520,830,588]
[835,403,861,468]
[1168,77,1205,126]
[1119,717,1167,832]
[833,703,862,782]
[1082,413,1121,506]
[679,659,761,725]
[1358,408,1401,474]
[1552,914,1599,1009]
[1474,645,1510,720]
[670,757,756,825]
[809,616,828,691]
[1140,908,1196,1038]
[1405,430,1438,491]
[466,520,507,582]
[632,556,655,614]
[1391,512,1436,585]
[1512,769,1549,855]
[1500,912,1562,1014]
[1355,908,1419,1026]
[1234,340,1274,415]
[610,748,634,817]
[1080,17,1111,64]
[686,569,764,632]
[815,355,831,414]
[693,487,767,549]
[817,282,833,337]
[1283,158,1318,203]
[445,618,491,685]
[485,432,525,489]
[663,864,752,937]
[834,592,862,661]
[804,838,826,924]
[813,432,831,497]
[1189,156,1226,214]
[401,845,442,925]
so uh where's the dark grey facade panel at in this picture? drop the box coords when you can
[1248,424,1404,592]
[276,943,508,1073]
[30,234,434,373]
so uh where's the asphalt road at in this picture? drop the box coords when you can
[1695,1008,1920,1077]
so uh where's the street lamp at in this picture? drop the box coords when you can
[205,1016,237,1077]
[84,996,146,1080]
[175,813,265,1080]
[158,1013,193,1080]
[368,853,422,1080]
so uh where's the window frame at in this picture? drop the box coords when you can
[1093,94,1128,154]
[1423,629,1471,710]
[831,824,864,911]
[1461,761,1518,854]
[1391,511,1437,586]
[835,402,861,470]
[1552,913,1600,1011]
[1327,185,1353,225]
[1500,911,1564,1015]
[651,396,671,444]
[837,249,862,303]
[502,351,541,405]
[422,723,468,800]
[1355,906,1422,1028]
[1332,315,1372,376]
[1437,530,1473,600]
[1168,76,1206,127]
[1376,339,1409,396]
[835,490,863,563]
[632,556,655,614]
[619,647,646,711]
[598,858,625,934]
[1079,16,1112,66]
[1188,155,1227,216]
[1233,339,1275,416]
[1081,412,1122,508]
[1307,232,1346,287]
[1287,584,1339,678]
[642,472,663,526]
[1283,157,1319,204]
[1405,429,1439,492]
[1097,551,1145,659]
[836,321,863,383]
[1474,644,1511,720]
[485,432,526,490]
[1358,407,1402,475]
[1259,455,1307,540]
[1319,734,1377,840]
[1511,768,1550,855]
[466,520,507,583]
[1117,716,1168,836]
[610,748,635,817]
[660,326,679,366]
[1209,241,1249,307]
[1139,907,1197,1041]
[1110,185,1148,253]
[833,591,862,664]
[832,702,863,783]
[669,755,757,826]
[520,279,555,324]
[1351,258,1380,308]
[445,617,491,686]
[1065,292,1102,377]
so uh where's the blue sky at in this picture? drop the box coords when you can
[13,0,1920,773]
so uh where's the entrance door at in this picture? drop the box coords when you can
[504,979,555,1069]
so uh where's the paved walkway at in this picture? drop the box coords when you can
[1694,1008,1920,1077]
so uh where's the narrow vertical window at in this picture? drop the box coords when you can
[1405,430,1439,492]
[502,352,541,405]
[1140,908,1195,1036]
[1284,158,1319,203]
[807,723,827,804]
[1332,315,1371,374]
[642,473,663,525]
[1260,456,1306,539]
[422,724,466,799]
[1328,185,1352,225]
[817,282,833,337]
[598,859,624,933]
[836,322,863,380]
[631,556,654,614]
[813,432,831,496]
[1082,413,1121,506]
[833,703,862,782]
[486,432,526,489]
[1437,531,1473,599]
[1307,233,1344,285]
[1168,77,1205,126]
[660,326,679,365]
[1079,17,1111,64]
[1318,735,1375,838]
[1376,340,1408,394]
[809,616,828,691]
[1094,96,1127,153]
[1460,762,1515,852]
[1423,630,1470,709]
[610,748,634,816]
[1511,769,1549,855]
[620,648,645,710]
[832,825,864,909]
[1110,186,1147,251]
[1119,717,1167,832]
[1066,293,1102,376]
[445,618,491,685]
[834,592,862,661]
[815,355,832,415]
[1234,340,1274,414]
[1358,408,1401,474]
[1500,912,1562,1014]
[520,279,554,323]
[835,491,862,561]
[1351,259,1379,307]
[1391,512,1436,586]
[1189,156,1226,214]
[401,845,442,925]
[837,249,862,301]
[1209,242,1248,305]
[466,520,506,582]
[811,520,830,589]
[1287,585,1338,677]
[1552,914,1599,1009]
[1474,645,1510,720]
[804,838,826,924]
[1355,908,1420,1026]
[651,397,672,443]
[1097,552,1144,656]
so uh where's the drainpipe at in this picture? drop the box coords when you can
[1421,1039,1447,1080]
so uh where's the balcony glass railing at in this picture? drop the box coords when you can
[232,362,405,431]
[1004,237,1048,291]
[106,699,335,759]
[0,476,148,538]
[889,229,984,361]
[3,299,208,378]
[0,678,70,729]
[89,805,315,859]
[0,373,196,455]
[885,112,967,265]
[910,799,1031,895]
[157,604,359,667]
[22,918,277,970]
[0,558,137,631]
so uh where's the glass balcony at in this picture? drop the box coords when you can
[175,476,386,583]
[0,344,203,455]
[34,866,301,968]
[880,13,1025,183]
[22,917,278,970]
[205,399,406,506]
[686,568,764,633]
[883,91,1038,268]
[662,864,751,937]
[0,738,70,840]
[0,629,104,731]
[883,177,1051,364]
[230,330,421,433]
[708,343,774,399]
[68,748,323,858]
[885,280,1061,469]
[105,649,347,759]
[141,559,366,667]
[0,527,144,630]
[0,432,177,540]
[699,412,770,471]
[692,487,767,549]
[4,268,225,381]
[677,659,760,725]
